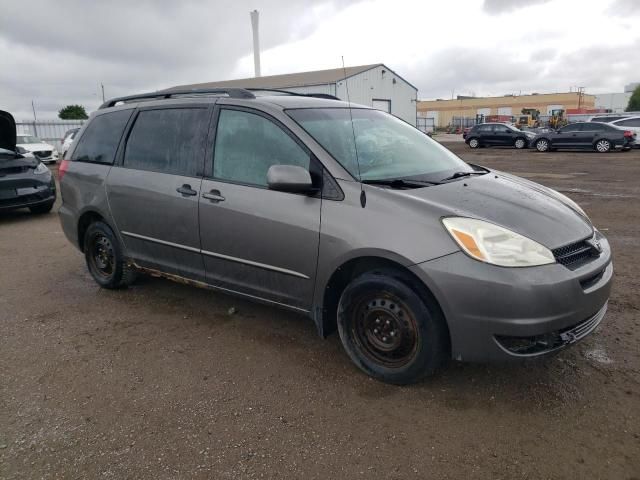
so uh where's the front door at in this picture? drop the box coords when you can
[106,106,210,281]
[198,107,322,311]
[493,124,514,146]
[554,124,583,148]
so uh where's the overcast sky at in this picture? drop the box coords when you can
[1,0,638,120]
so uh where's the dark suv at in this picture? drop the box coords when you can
[464,123,534,149]
[58,88,612,384]
[532,122,636,153]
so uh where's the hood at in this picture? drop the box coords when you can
[0,110,16,152]
[19,143,55,151]
[397,171,593,250]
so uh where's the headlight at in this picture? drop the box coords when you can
[442,217,555,267]
[33,162,49,175]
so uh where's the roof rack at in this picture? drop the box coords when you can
[99,88,256,109]
[99,87,342,109]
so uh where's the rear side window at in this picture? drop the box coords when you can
[582,123,605,132]
[71,110,132,164]
[124,108,208,177]
[213,109,310,187]
[560,124,583,132]
[616,118,640,127]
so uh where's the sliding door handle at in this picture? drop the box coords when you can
[202,190,225,202]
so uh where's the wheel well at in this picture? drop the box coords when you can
[320,257,450,350]
[77,211,105,252]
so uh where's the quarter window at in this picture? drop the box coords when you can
[213,109,310,187]
[72,110,132,164]
[124,108,208,177]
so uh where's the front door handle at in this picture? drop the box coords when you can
[177,184,197,196]
[202,190,225,202]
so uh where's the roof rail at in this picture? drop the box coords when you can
[99,88,256,109]
[246,88,341,101]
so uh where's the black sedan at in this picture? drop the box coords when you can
[464,123,536,149]
[532,122,636,153]
[1,110,56,214]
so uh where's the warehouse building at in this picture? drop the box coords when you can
[166,63,418,126]
[418,92,596,128]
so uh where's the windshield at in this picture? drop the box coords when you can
[16,134,41,144]
[287,108,473,182]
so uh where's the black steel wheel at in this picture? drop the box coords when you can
[84,221,137,289]
[337,269,448,384]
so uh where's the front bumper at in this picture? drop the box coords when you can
[410,233,612,362]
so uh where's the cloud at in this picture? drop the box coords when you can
[482,0,551,14]
[1,0,638,119]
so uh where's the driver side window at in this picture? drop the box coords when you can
[213,109,310,187]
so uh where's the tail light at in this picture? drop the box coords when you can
[58,159,70,180]
[623,130,634,138]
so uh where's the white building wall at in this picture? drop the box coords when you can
[277,84,334,96]
[335,65,417,125]
[595,92,632,113]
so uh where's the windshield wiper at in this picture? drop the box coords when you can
[440,171,487,182]
[362,178,440,189]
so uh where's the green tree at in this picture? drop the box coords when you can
[58,105,88,120]
[626,85,640,112]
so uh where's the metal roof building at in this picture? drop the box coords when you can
[166,63,418,125]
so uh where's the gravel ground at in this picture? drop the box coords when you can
[1,144,639,479]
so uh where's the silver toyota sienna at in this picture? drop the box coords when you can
[58,88,613,384]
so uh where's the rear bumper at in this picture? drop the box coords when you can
[410,234,612,362]
[0,183,56,211]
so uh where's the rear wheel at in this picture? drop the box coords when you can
[535,138,550,152]
[514,138,526,149]
[468,138,480,148]
[595,139,611,153]
[29,201,54,214]
[84,221,137,289]
[337,270,448,384]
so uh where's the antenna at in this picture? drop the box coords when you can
[341,56,365,208]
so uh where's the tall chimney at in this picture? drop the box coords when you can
[250,10,261,77]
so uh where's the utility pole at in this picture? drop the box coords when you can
[576,86,585,109]
[250,10,261,77]
[31,100,38,137]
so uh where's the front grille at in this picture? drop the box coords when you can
[33,150,52,158]
[495,303,607,356]
[552,236,598,268]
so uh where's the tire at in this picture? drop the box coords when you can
[468,138,480,149]
[337,270,448,385]
[594,139,611,153]
[84,221,137,289]
[29,201,54,214]
[535,138,550,152]
[514,138,526,149]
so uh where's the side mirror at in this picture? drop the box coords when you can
[267,164,314,193]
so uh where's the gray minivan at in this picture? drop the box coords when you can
[59,88,612,384]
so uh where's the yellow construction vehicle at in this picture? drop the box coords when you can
[517,108,540,128]
[549,109,566,129]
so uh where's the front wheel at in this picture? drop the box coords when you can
[514,138,526,149]
[84,221,137,289]
[595,139,611,153]
[468,138,480,148]
[535,138,550,152]
[337,270,448,384]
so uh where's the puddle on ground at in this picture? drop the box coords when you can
[584,348,614,365]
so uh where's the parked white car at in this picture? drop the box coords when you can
[15,133,59,164]
[609,117,640,147]
[61,128,80,157]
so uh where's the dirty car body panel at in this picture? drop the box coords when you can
[58,92,613,369]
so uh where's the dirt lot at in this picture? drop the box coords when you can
[1,144,639,479]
